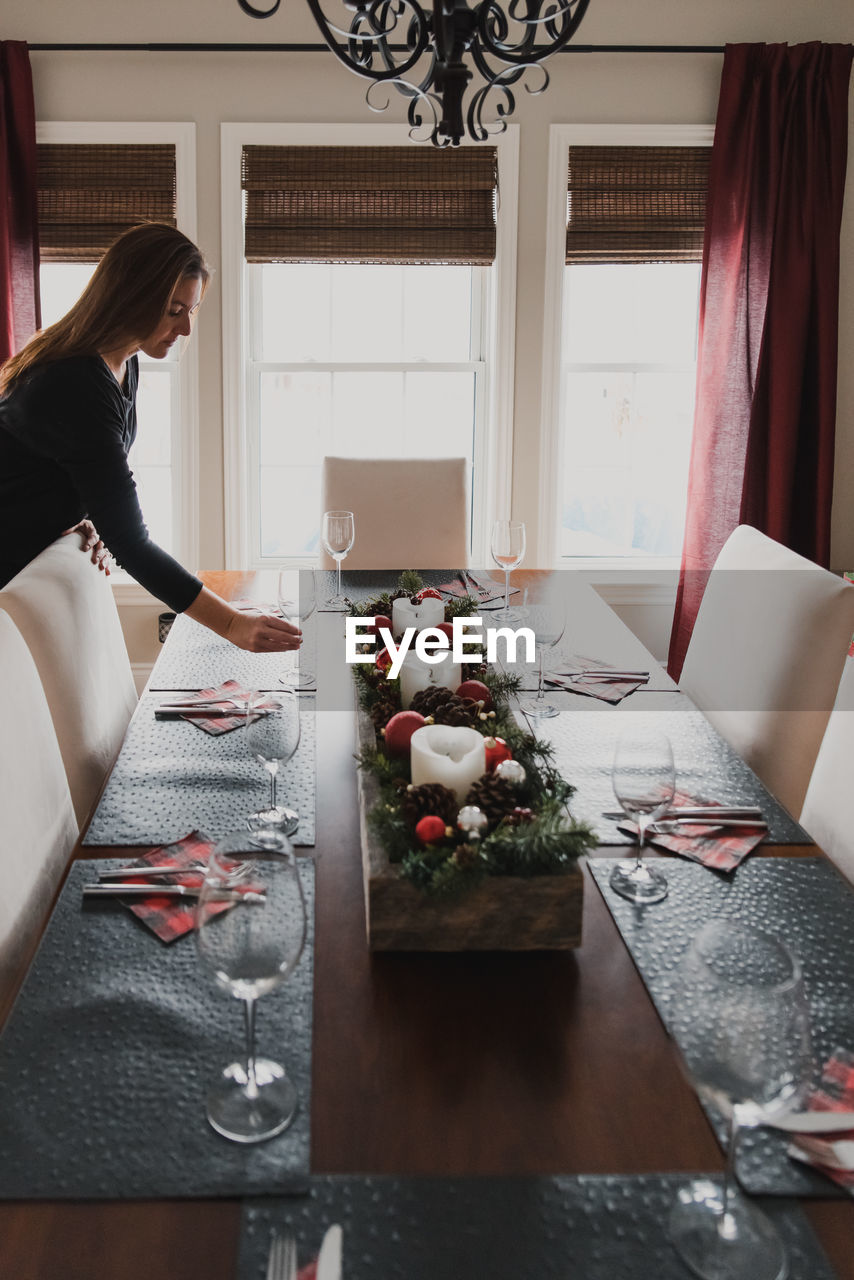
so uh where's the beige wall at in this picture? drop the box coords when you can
[4,0,854,663]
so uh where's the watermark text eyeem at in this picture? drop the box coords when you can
[345,616,535,679]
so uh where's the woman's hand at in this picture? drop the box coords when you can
[62,519,112,575]
[226,608,302,654]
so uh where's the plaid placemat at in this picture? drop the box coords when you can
[114,830,225,943]
[547,671,649,704]
[618,789,767,872]
[789,1050,854,1193]
[156,680,280,735]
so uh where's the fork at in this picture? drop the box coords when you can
[266,1231,298,1280]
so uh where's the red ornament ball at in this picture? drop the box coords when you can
[375,646,393,674]
[456,678,493,709]
[415,587,444,601]
[415,814,448,845]
[383,710,427,757]
[484,736,513,771]
[437,621,455,643]
[370,613,393,637]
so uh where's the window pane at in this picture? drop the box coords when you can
[403,372,475,458]
[39,263,94,325]
[560,367,695,557]
[260,465,321,557]
[133,369,172,466]
[259,372,331,467]
[132,465,173,551]
[259,263,474,363]
[564,263,700,365]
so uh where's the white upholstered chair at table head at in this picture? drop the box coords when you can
[0,611,77,996]
[800,657,854,884]
[678,524,854,818]
[319,457,469,570]
[0,533,138,827]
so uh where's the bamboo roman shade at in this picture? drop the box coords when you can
[37,144,177,262]
[241,145,498,265]
[566,146,710,265]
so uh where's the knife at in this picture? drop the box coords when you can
[316,1224,343,1280]
[98,865,205,880]
[603,807,763,820]
[82,883,266,901]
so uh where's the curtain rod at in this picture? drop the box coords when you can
[27,42,726,54]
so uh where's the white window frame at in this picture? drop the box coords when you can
[35,121,200,603]
[540,123,714,575]
[221,122,519,569]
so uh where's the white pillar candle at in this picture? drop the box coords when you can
[409,725,486,803]
[399,651,462,709]
[392,595,445,638]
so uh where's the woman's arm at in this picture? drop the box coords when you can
[184,586,301,653]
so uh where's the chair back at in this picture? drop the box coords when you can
[319,457,469,570]
[0,612,77,996]
[679,525,854,816]
[0,534,137,826]
[800,657,854,882]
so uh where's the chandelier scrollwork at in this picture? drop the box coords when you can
[236,0,591,146]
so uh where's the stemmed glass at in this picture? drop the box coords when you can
[518,602,566,720]
[277,569,316,690]
[321,510,355,610]
[247,696,301,842]
[668,920,812,1280]
[608,727,675,904]
[195,836,306,1143]
[490,520,526,620]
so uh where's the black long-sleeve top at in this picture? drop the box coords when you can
[0,355,202,612]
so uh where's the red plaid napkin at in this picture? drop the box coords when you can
[162,680,279,735]
[619,789,766,873]
[788,1050,854,1193]
[297,1264,316,1280]
[117,830,215,943]
[437,575,516,602]
[547,670,649,704]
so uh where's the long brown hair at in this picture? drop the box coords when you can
[0,223,210,393]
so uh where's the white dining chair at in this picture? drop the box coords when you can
[319,456,469,570]
[678,525,854,817]
[0,611,77,995]
[799,657,854,883]
[0,532,138,827]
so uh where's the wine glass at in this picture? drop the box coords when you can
[518,601,566,719]
[608,727,675,904]
[490,520,526,620]
[668,920,812,1280]
[278,569,316,690]
[321,510,355,610]
[247,697,301,843]
[195,836,306,1143]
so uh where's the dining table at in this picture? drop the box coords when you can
[0,566,851,1280]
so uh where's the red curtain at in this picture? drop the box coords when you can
[668,42,853,679]
[0,41,39,365]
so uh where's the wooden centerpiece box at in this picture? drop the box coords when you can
[355,705,585,952]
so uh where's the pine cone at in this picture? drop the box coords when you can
[464,773,518,823]
[410,686,480,727]
[400,782,458,827]
[453,842,480,869]
[371,690,401,732]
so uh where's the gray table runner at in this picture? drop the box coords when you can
[83,694,316,847]
[589,856,854,1198]
[0,858,314,1200]
[528,704,807,845]
[238,1175,836,1279]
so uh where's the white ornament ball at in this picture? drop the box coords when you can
[494,759,527,786]
[457,805,489,837]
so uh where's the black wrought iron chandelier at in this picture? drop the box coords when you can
[237,0,591,147]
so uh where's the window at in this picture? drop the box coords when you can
[35,124,199,571]
[542,127,713,565]
[221,125,519,569]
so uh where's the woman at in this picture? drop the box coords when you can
[0,223,298,653]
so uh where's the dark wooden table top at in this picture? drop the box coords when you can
[0,569,849,1279]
